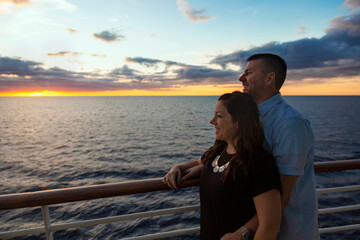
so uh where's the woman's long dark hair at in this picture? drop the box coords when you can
[202,91,265,182]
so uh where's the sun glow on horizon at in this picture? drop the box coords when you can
[1,77,359,97]
[0,84,242,97]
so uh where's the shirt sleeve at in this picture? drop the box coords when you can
[272,118,314,176]
[249,155,282,198]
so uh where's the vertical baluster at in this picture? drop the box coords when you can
[41,206,54,240]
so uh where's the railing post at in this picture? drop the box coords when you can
[41,205,54,240]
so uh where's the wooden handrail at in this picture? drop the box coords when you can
[314,159,360,172]
[0,159,359,211]
[0,178,199,211]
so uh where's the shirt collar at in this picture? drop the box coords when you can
[258,92,282,115]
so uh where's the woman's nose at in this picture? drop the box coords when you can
[210,117,215,125]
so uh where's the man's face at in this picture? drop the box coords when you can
[239,59,267,101]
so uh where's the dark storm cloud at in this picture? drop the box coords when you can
[210,11,360,81]
[0,56,44,76]
[109,65,145,82]
[0,54,239,93]
[174,66,238,84]
[93,30,125,42]
[324,13,360,46]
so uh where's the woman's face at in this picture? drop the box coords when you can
[210,100,238,144]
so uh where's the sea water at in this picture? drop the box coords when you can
[0,96,359,240]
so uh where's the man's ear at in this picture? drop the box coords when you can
[265,72,276,87]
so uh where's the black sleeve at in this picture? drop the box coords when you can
[249,153,282,198]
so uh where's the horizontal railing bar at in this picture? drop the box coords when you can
[0,226,45,239]
[319,224,360,234]
[314,159,360,173]
[121,227,200,240]
[319,204,360,214]
[317,185,360,194]
[51,205,200,232]
[1,159,359,211]
[0,178,199,211]
[0,159,359,239]
[2,201,360,239]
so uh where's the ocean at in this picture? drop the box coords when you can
[0,96,359,240]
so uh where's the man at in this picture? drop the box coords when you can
[237,53,319,239]
[164,53,319,239]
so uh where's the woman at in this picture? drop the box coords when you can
[163,91,282,240]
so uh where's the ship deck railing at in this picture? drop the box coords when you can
[0,159,360,240]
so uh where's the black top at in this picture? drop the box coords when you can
[200,149,281,240]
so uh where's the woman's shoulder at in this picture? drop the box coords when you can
[252,148,278,170]
[254,147,274,161]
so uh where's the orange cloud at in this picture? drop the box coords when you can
[47,51,80,57]
[177,0,212,23]
[0,0,31,5]
[66,28,77,33]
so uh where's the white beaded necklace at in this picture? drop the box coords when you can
[212,154,230,173]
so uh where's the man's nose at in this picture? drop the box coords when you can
[239,74,244,82]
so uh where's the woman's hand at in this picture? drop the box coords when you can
[162,159,202,189]
[182,165,203,181]
[162,166,182,189]
[221,231,243,240]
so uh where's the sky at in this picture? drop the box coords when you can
[0,0,359,96]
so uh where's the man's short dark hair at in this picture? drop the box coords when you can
[247,53,287,90]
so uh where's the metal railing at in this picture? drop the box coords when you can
[0,159,360,239]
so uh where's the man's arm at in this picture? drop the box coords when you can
[279,174,298,207]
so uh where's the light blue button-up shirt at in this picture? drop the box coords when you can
[258,93,319,240]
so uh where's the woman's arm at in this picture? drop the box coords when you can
[162,158,202,189]
[220,189,281,240]
[237,174,298,236]
[253,189,281,240]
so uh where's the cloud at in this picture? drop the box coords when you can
[66,28,77,33]
[210,11,360,82]
[325,13,360,46]
[47,51,80,57]
[343,0,360,10]
[177,0,212,23]
[93,30,125,42]
[126,57,192,69]
[0,0,31,5]
[46,51,106,58]
[91,54,106,58]
[2,2,359,93]
[43,0,77,13]
[173,66,238,85]
[0,55,239,93]
[0,56,143,92]
[0,0,77,14]
[125,57,162,67]
[297,26,306,35]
